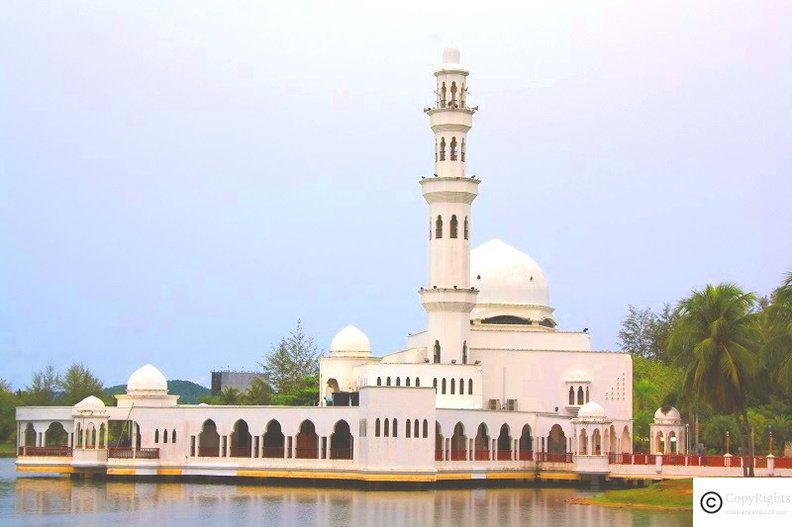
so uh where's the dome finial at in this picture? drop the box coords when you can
[442,45,460,65]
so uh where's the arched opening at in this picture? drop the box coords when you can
[461,138,466,162]
[98,424,106,448]
[577,386,584,405]
[393,418,398,437]
[435,215,443,239]
[386,377,391,386]
[198,420,220,457]
[423,419,428,438]
[230,419,252,457]
[330,420,353,459]
[460,83,466,106]
[433,378,438,392]
[450,136,458,160]
[384,419,390,437]
[669,431,678,454]
[45,422,68,447]
[579,429,588,455]
[24,423,36,447]
[547,424,566,454]
[154,429,159,443]
[75,423,82,448]
[609,425,617,454]
[655,431,665,455]
[451,422,467,460]
[406,419,411,438]
[85,423,96,449]
[450,215,458,238]
[439,137,446,160]
[462,341,467,364]
[468,379,473,394]
[296,420,319,458]
[375,418,381,437]
[163,429,168,444]
[406,377,411,387]
[172,429,177,444]
[568,386,575,405]
[474,423,490,460]
[450,81,457,106]
[621,426,631,454]
[261,420,284,458]
[440,82,447,107]
[519,424,533,460]
[377,377,381,386]
[464,217,469,240]
[416,378,420,387]
[459,378,464,395]
[433,341,441,363]
[441,378,447,394]
[497,424,512,460]
[592,428,602,455]
[396,377,401,387]
[450,378,455,395]
[435,422,444,460]
[585,386,590,403]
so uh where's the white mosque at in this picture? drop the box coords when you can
[16,48,643,483]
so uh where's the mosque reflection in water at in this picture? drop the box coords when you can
[14,477,691,527]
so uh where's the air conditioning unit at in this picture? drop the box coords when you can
[507,399,518,411]
[488,399,499,410]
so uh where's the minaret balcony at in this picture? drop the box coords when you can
[428,108,474,132]
[420,177,479,204]
[419,287,478,312]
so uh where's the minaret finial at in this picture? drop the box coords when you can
[442,46,460,65]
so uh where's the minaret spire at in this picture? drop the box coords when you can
[419,47,480,365]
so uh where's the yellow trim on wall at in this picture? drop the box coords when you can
[16,465,73,474]
[107,468,136,476]
[235,470,435,482]
[157,468,183,476]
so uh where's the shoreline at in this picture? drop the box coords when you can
[566,479,693,512]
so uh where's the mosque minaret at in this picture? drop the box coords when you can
[420,46,480,366]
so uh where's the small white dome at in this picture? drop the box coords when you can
[126,364,168,394]
[330,325,371,354]
[442,46,461,65]
[578,401,606,419]
[654,406,681,423]
[74,395,105,410]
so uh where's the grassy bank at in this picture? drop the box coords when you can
[0,442,16,458]
[569,479,693,511]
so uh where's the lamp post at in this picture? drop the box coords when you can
[769,425,773,455]
[685,423,689,454]
[726,430,730,455]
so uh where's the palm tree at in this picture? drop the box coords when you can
[219,386,242,405]
[762,272,792,393]
[244,377,273,405]
[667,283,760,476]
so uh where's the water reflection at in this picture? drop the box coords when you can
[10,476,691,527]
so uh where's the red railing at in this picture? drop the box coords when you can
[774,457,792,469]
[662,454,686,466]
[519,450,534,461]
[329,448,353,460]
[536,452,573,463]
[197,446,220,457]
[229,447,252,458]
[496,450,512,460]
[18,446,72,457]
[435,449,444,461]
[449,449,467,461]
[261,446,283,458]
[295,448,318,459]
[473,449,490,461]
[108,447,159,459]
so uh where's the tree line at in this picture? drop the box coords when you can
[622,272,792,476]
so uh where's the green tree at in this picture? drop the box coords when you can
[0,380,19,444]
[702,415,740,454]
[57,363,104,406]
[219,386,242,405]
[618,304,676,361]
[262,320,320,394]
[244,377,274,405]
[24,365,61,405]
[667,283,760,475]
[761,272,792,394]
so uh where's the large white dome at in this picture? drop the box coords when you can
[330,325,371,355]
[470,239,555,325]
[126,364,168,394]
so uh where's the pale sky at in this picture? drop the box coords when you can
[1,1,790,388]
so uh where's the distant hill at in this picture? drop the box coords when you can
[103,380,209,404]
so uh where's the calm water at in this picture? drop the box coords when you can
[0,458,691,526]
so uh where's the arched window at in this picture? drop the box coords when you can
[172,430,177,443]
[450,378,455,395]
[461,138,466,162]
[386,377,391,386]
[450,82,457,106]
[468,379,473,394]
[154,429,159,443]
[375,419,381,437]
[396,377,401,387]
[577,386,584,405]
[586,386,590,403]
[435,215,443,239]
[384,419,390,437]
[450,137,458,160]
[459,378,465,395]
[416,378,420,387]
[377,377,381,386]
[415,419,420,438]
[163,429,169,443]
[569,386,575,405]
[462,341,467,364]
[439,137,446,161]
[450,215,458,238]
[433,378,438,392]
[406,420,412,438]
[442,378,447,394]
[440,82,447,107]
[433,340,441,363]
[423,419,429,438]
[460,83,466,107]
[464,217,469,240]
[393,419,398,437]
[406,377,411,387]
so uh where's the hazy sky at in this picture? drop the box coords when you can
[1,1,790,389]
